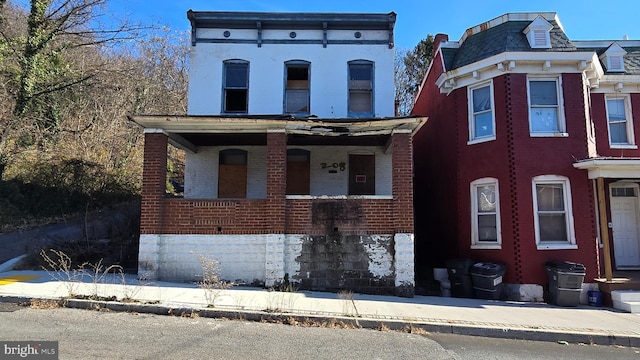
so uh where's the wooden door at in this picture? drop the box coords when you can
[348,154,375,195]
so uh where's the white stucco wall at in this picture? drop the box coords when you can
[183,145,392,199]
[139,234,268,283]
[187,41,395,118]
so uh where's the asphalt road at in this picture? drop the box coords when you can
[0,304,638,360]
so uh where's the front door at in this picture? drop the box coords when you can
[610,185,640,268]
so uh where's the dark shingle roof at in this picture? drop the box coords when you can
[574,46,640,75]
[448,20,576,70]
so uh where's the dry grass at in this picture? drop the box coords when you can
[28,299,63,309]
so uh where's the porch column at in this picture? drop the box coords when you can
[596,177,614,281]
[265,130,287,286]
[391,130,414,233]
[138,130,168,280]
[391,130,415,297]
[140,131,168,234]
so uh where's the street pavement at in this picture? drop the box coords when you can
[0,269,639,347]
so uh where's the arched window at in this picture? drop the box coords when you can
[284,60,310,114]
[470,178,501,249]
[286,149,310,195]
[348,60,374,116]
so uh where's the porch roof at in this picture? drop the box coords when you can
[573,158,640,179]
[129,114,427,153]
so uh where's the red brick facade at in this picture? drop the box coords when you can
[413,50,600,285]
[139,131,416,237]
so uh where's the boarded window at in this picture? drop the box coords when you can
[218,149,247,198]
[286,149,310,195]
[285,62,310,114]
[348,154,375,195]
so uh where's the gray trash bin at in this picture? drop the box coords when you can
[446,258,475,298]
[545,261,586,307]
[470,262,506,300]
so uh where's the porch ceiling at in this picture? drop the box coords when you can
[573,158,640,179]
[129,114,427,151]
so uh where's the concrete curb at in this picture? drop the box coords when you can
[2,295,638,347]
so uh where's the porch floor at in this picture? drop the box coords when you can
[594,271,640,307]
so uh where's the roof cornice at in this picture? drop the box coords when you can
[436,51,604,94]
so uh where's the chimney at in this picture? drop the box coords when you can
[433,33,449,57]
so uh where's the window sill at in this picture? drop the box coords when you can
[471,244,501,250]
[529,132,569,138]
[536,243,578,250]
[467,136,496,145]
[611,144,638,149]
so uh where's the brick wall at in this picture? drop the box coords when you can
[412,66,599,287]
[591,93,640,157]
[391,132,414,233]
[140,133,168,234]
[267,131,286,233]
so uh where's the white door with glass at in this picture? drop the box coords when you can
[610,185,640,268]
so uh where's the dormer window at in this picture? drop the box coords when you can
[600,42,627,72]
[523,16,553,49]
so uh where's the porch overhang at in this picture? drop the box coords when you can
[573,158,640,179]
[129,115,427,152]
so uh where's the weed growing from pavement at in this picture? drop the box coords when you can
[194,254,233,307]
[84,259,122,300]
[39,249,84,297]
[338,290,360,318]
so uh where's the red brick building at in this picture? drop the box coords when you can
[412,12,640,301]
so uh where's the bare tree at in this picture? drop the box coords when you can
[395,35,434,116]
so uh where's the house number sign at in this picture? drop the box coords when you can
[321,162,346,172]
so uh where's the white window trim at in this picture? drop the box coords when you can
[605,94,636,149]
[470,177,502,249]
[523,16,553,49]
[532,175,577,250]
[527,76,567,137]
[467,80,496,145]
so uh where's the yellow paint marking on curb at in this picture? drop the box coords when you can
[0,275,41,285]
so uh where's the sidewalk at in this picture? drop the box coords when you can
[0,269,639,347]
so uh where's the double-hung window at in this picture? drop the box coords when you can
[528,78,565,136]
[470,178,501,249]
[285,61,310,114]
[348,60,373,116]
[468,82,495,143]
[606,94,635,148]
[223,60,249,113]
[532,175,576,249]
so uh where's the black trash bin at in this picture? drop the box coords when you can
[470,262,506,300]
[545,261,586,307]
[446,258,474,298]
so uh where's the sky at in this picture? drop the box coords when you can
[102,0,640,50]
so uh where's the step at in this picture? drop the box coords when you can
[611,290,640,302]
[613,300,640,314]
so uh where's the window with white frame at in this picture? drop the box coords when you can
[528,78,565,136]
[468,82,495,143]
[532,175,576,249]
[223,60,249,113]
[348,60,373,116]
[285,61,310,114]
[605,94,635,147]
[471,178,501,248]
